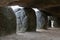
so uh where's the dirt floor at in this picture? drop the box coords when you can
[0,28,60,40]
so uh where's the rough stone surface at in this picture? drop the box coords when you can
[0,7,16,36]
[24,8,36,31]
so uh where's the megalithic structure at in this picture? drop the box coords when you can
[10,5,28,34]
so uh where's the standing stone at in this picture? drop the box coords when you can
[53,17,60,28]
[32,8,48,30]
[41,11,48,29]
[0,7,16,35]
[47,16,51,27]
[10,5,28,33]
[24,8,36,31]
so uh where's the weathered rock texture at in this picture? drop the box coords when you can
[32,8,48,29]
[0,0,60,8]
[0,0,60,18]
[24,8,36,31]
[54,18,60,27]
[40,11,48,29]
[0,7,16,36]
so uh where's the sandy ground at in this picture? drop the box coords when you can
[0,28,60,40]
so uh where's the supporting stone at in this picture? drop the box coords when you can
[24,8,36,32]
[40,12,48,29]
[53,17,60,28]
[10,5,28,34]
[32,8,48,30]
[0,7,16,35]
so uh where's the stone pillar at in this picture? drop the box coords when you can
[24,8,36,32]
[32,8,48,30]
[53,18,60,28]
[0,7,16,35]
[41,13,48,29]
[10,5,28,34]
